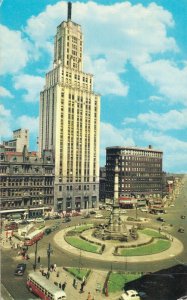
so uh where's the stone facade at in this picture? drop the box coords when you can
[0,147,54,218]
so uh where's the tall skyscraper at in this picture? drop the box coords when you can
[39,3,100,212]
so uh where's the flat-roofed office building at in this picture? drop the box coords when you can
[39,3,100,212]
[105,145,163,202]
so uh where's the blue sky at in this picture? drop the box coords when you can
[0,0,187,173]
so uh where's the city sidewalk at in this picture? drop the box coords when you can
[35,268,121,300]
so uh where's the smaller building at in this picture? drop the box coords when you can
[3,129,29,152]
[0,146,54,218]
[105,145,163,207]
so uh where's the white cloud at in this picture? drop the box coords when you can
[0,86,13,98]
[124,109,187,131]
[137,60,187,105]
[0,104,12,138]
[0,104,11,117]
[13,74,44,102]
[0,25,30,75]
[17,115,39,134]
[142,130,187,172]
[100,122,135,164]
[149,95,163,102]
[24,1,178,96]
[85,56,128,96]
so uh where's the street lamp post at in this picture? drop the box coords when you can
[34,240,38,270]
[47,243,53,271]
[135,204,138,221]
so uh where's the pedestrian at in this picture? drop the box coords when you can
[38,256,41,264]
[33,264,36,271]
[62,281,67,291]
[80,281,85,293]
[87,292,92,300]
[54,263,56,271]
[59,282,62,289]
[73,278,75,287]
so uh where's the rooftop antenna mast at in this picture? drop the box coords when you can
[67,2,72,21]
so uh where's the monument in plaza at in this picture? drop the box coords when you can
[94,160,137,241]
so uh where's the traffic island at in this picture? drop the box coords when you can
[53,224,184,263]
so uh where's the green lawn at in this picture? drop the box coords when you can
[72,224,93,233]
[120,239,171,256]
[108,272,142,293]
[65,236,100,253]
[66,267,90,280]
[140,228,164,238]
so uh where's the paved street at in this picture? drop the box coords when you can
[1,176,187,299]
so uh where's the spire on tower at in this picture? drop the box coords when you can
[67,2,72,21]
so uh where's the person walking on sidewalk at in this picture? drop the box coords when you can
[80,280,85,293]
[87,291,92,300]
[37,256,40,264]
[62,281,67,291]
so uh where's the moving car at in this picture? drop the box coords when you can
[120,290,141,300]
[14,263,26,276]
[95,214,103,219]
[178,227,184,233]
[44,228,52,235]
[35,218,45,223]
[62,217,71,223]
[156,217,165,222]
[181,215,186,219]
[177,296,187,300]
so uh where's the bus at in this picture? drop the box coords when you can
[27,272,67,300]
[24,229,44,246]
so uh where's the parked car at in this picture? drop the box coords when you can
[177,296,187,300]
[120,290,141,300]
[90,210,97,215]
[72,211,81,217]
[170,204,175,207]
[14,263,26,276]
[181,215,186,219]
[140,208,148,212]
[53,215,61,219]
[20,220,29,225]
[82,213,90,219]
[106,206,112,211]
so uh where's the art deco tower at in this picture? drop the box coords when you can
[39,3,100,211]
